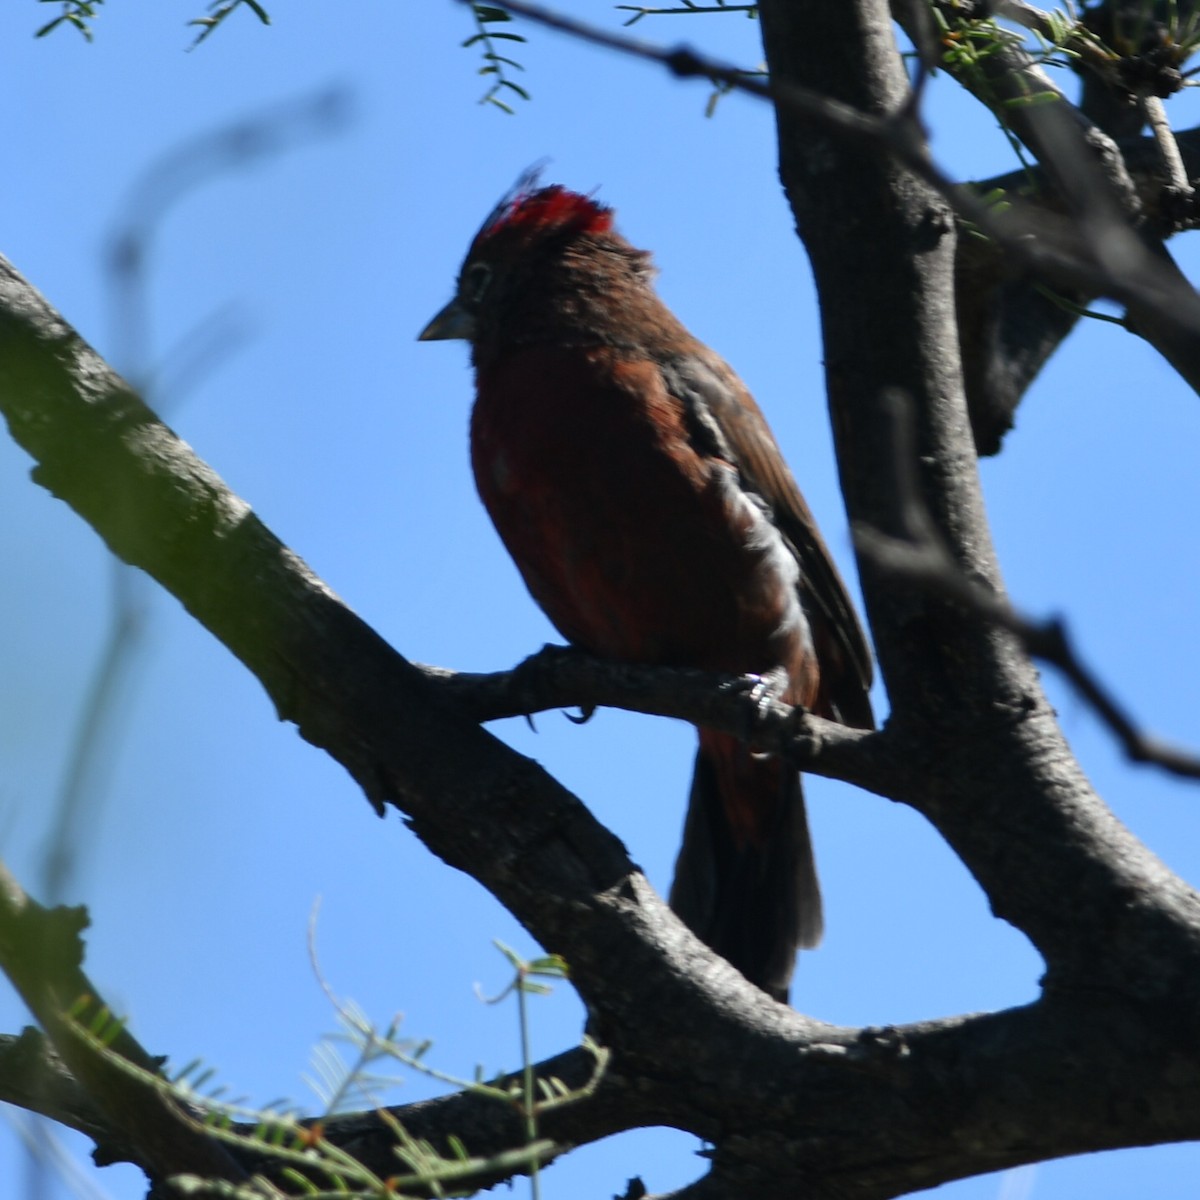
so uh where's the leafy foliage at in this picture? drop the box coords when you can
[188,0,271,50]
[54,944,604,1199]
[33,0,271,46]
[35,0,104,41]
[465,4,530,114]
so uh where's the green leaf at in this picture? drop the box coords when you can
[528,952,569,977]
[484,53,525,69]
[494,939,524,969]
[36,12,94,40]
[189,17,223,47]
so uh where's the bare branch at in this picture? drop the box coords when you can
[854,393,1200,781]
[617,3,757,24]
[418,647,888,794]
[0,1030,116,1149]
[1141,93,1194,196]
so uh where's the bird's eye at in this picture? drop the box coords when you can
[460,262,492,306]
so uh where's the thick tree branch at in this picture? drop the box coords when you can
[268,996,1200,1198]
[0,256,663,1004]
[0,864,246,1185]
[0,1029,119,1149]
[757,0,1200,996]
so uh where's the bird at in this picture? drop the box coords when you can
[419,174,874,1002]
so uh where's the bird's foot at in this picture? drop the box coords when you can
[746,665,790,706]
[721,666,790,758]
[513,644,599,725]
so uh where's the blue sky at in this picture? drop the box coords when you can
[2,3,1200,1198]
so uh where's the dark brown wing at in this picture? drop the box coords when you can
[661,349,875,730]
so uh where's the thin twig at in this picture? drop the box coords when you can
[1141,93,1194,197]
[854,393,1200,782]
[992,0,1058,34]
[617,3,757,25]
[990,0,1115,74]
[42,86,353,905]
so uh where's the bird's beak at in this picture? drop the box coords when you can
[418,298,476,342]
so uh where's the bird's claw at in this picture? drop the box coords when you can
[719,665,787,707]
[720,666,789,755]
[564,704,597,725]
[747,665,790,708]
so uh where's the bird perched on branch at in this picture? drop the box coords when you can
[419,174,873,1002]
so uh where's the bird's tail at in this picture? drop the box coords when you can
[668,729,822,1003]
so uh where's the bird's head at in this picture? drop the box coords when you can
[418,172,655,356]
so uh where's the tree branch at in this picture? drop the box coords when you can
[757,0,1200,995]
[853,392,1200,780]
[0,1029,119,1151]
[265,998,1200,1198]
[418,648,890,795]
[0,863,246,1185]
